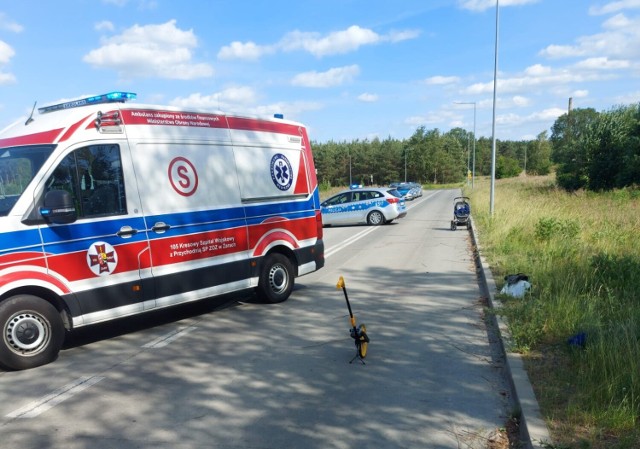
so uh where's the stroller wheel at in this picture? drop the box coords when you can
[450,221,456,231]
[467,221,472,230]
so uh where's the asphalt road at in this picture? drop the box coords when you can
[0,189,512,449]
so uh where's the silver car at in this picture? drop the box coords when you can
[321,187,407,226]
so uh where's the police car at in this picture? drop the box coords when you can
[320,186,407,226]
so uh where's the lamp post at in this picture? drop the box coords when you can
[454,101,476,189]
[404,148,409,182]
[490,0,499,216]
[347,149,352,186]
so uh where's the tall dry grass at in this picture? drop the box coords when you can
[467,174,640,448]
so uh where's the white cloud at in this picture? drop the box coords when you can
[540,13,640,60]
[0,72,15,84]
[102,0,128,6]
[406,110,459,126]
[291,65,360,88]
[574,56,630,70]
[95,21,114,32]
[495,107,565,127]
[539,44,585,59]
[218,41,274,60]
[589,0,640,15]
[524,64,552,76]
[387,29,422,43]
[512,95,530,107]
[0,40,15,65]
[249,101,323,118]
[221,25,419,60]
[170,87,258,110]
[0,40,15,85]
[534,108,566,120]
[463,64,616,96]
[83,20,213,80]
[169,88,322,120]
[281,26,379,57]
[603,13,633,28]
[358,93,379,102]
[613,90,640,103]
[458,0,540,12]
[425,75,460,85]
[0,13,23,33]
[572,89,589,98]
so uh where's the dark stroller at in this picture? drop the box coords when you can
[450,197,471,230]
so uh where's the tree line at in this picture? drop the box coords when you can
[311,126,552,189]
[551,104,640,191]
[311,102,640,192]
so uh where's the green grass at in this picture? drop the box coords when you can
[467,175,640,449]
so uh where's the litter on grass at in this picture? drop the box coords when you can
[500,273,531,298]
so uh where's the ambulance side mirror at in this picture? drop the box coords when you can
[40,190,78,224]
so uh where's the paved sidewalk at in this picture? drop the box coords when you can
[470,218,553,449]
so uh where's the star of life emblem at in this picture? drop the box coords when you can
[270,153,293,191]
[87,242,118,276]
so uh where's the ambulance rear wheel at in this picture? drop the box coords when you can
[257,253,294,303]
[0,295,65,371]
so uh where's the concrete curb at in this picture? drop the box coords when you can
[470,218,553,449]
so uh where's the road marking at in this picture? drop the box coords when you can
[6,376,104,419]
[323,191,435,259]
[324,227,378,259]
[142,325,197,348]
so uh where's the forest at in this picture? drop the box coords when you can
[311,103,640,192]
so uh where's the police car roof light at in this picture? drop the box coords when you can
[38,92,137,114]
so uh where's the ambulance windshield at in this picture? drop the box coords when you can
[0,145,55,216]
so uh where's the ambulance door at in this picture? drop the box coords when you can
[38,143,154,325]
[130,142,250,307]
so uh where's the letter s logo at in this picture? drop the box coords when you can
[177,165,190,189]
[168,157,199,196]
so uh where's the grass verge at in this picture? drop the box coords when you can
[467,174,640,449]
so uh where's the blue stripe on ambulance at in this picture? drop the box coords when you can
[0,228,43,257]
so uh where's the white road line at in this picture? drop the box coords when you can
[142,325,197,348]
[6,376,105,419]
[323,191,435,259]
[324,226,379,259]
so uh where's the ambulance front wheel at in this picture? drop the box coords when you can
[0,295,65,371]
[257,253,294,303]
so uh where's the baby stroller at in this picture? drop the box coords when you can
[450,197,471,230]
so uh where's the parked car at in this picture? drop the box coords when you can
[321,187,407,226]
[409,182,423,197]
[391,182,421,201]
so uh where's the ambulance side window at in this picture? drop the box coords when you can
[45,144,127,218]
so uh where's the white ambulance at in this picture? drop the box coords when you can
[0,92,325,370]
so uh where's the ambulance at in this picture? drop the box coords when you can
[0,92,324,370]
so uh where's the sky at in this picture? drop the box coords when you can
[1,0,639,143]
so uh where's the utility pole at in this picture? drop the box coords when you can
[490,0,499,216]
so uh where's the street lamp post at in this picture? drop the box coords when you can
[454,101,476,189]
[404,148,409,182]
[490,0,499,216]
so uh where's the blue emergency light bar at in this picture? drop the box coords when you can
[38,92,137,114]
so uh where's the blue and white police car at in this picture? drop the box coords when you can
[320,187,407,226]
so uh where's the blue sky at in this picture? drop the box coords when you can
[1,0,639,142]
